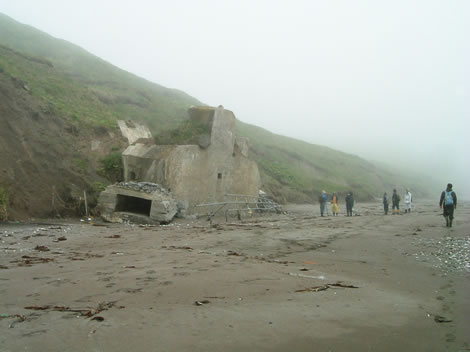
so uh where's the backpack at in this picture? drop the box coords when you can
[444,191,454,206]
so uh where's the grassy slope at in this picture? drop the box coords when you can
[236,122,431,201]
[0,13,200,132]
[0,13,434,206]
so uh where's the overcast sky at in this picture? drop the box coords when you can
[1,0,469,193]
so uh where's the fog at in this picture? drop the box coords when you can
[1,0,469,196]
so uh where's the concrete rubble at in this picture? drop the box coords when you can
[97,181,177,224]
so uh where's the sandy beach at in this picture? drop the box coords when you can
[1,200,469,352]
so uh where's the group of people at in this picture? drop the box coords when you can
[382,188,412,215]
[318,190,355,217]
[318,183,458,228]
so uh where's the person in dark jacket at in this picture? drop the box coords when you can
[318,190,328,216]
[383,192,389,215]
[345,192,354,216]
[439,183,457,227]
[392,189,400,214]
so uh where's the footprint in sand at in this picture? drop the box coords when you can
[115,288,142,293]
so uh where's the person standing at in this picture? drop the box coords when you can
[383,192,389,215]
[404,189,412,213]
[439,183,457,227]
[319,190,328,216]
[345,192,354,216]
[331,192,339,216]
[392,189,400,215]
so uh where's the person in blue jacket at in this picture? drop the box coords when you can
[319,190,328,216]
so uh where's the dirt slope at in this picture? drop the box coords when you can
[0,69,124,219]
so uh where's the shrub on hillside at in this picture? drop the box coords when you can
[98,152,123,182]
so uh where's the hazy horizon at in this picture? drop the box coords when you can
[1,0,469,196]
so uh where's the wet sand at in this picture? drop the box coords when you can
[1,201,469,352]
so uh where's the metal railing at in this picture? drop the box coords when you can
[194,193,282,222]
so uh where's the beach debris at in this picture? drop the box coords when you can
[194,300,210,306]
[303,260,317,265]
[328,282,359,288]
[269,259,290,264]
[299,268,309,271]
[106,235,121,239]
[34,245,50,252]
[296,285,329,293]
[24,301,117,318]
[52,236,67,242]
[91,316,105,321]
[288,272,325,280]
[67,252,104,261]
[24,305,50,310]
[162,245,193,251]
[2,314,26,329]
[227,250,243,256]
[296,282,359,293]
[434,315,452,323]
[11,255,54,266]
[0,264,8,269]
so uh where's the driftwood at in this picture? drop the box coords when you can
[296,282,359,293]
[24,301,117,317]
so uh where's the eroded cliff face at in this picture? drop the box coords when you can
[0,71,125,219]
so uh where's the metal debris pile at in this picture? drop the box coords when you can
[413,235,470,274]
[115,182,169,194]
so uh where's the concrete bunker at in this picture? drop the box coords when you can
[115,194,152,216]
[98,182,177,224]
[120,106,261,215]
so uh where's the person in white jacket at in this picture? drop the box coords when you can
[404,189,412,213]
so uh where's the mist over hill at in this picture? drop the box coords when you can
[0,13,438,219]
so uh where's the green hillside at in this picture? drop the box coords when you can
[0,13,199,132]
[0,13,434,218]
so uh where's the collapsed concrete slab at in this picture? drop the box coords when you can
[98,182,177,224]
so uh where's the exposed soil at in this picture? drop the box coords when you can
[1,200,468,351]
[0,70,126,219]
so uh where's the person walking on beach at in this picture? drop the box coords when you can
[345,192,354,216]
[383,192,389,215]
[392,189,400,214]
[319,190,328,216]
[439,183,457,227]
[331,192,339,216]
[404,189,412,213]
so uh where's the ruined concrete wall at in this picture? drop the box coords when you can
[118,120,152,145]
[97,183,177,223]
[231,156,261,197]
[121,106,261,213]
